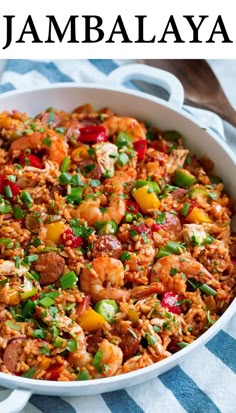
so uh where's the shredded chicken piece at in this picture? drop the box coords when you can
[167,149,189,173]
[95,142,118,175]
[0,260,28,277]
[182,224,207,245]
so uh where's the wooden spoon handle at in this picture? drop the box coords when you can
[202,95,236,128]
[137,59,236,129]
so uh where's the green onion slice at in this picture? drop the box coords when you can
[60,156,70,172]
[21,191,33,208]
[60,271,78,289]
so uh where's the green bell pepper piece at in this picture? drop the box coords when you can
[173,169,197,188]
[135,180,161,194]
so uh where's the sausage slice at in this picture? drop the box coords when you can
[3,338,25,373]
[32,252,65,285]
[91,235,122,259]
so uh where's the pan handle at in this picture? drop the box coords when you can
[0,389,32,413]
[107,63,184,109]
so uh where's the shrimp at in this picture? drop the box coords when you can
[80,256,130,303]
[93,339,123,378]
[131,282,164,299]
[151,255,221,292]
[9,130,68,166]
[72,175,126,226]
[36,306,92,368]
[119,353,153,374]
[102,116,146,142]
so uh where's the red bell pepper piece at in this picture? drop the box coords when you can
[29,294,40,302]
[151,223,163,232]
[126,200,139,214]
[78,126,108,143]
[61,228,84,248]
[133,140,147,160]
[19,152,44,169]
[161,291,182,315]
[150,140,167,153]
[0,174,20,197]
[132,223,151,235]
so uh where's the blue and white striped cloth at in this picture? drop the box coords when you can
[0,59,235,413]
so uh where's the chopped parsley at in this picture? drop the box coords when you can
[33,328,46,339]
[0,238,13,247]
[77,370,89,380]
[22,368,37,378]
[66,339,78,353]
[92,350,103,373]
[121,251,131,260]
[69,218,94,238]
[13,205,24,219]
[42,134,52,147]
[39,343,50,356]
[130,229,138,238]
[155,211,166,224]
[84,163,96,173]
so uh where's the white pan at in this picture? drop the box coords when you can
[0,64,235,413]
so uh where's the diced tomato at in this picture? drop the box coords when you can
[0,174,20,197]
[161,292,182,315]
[19,152,44,169]
[151,223,163,232]
[78,126,108,143]
[150,140,167,153]
[133,140,147,160]
[132,223,151,235]
[61,228,84,248]
[46,363,61,380]
[77,295,91,317]
[126,200,139,214]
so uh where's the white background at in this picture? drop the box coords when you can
[0,0,235,59]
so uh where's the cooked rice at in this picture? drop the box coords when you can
[0,105,235,381]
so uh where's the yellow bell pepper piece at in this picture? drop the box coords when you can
[132,185,160,213]
[127,308,139,325]
[71,146,90,162]
[39,356,52,370]
[186,207,213,224]
[78,307,107,332]
[45,221,65,244]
